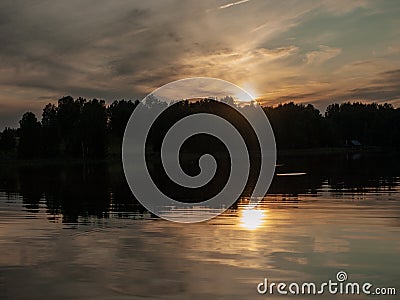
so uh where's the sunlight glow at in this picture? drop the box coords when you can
[241,83,259,100]
[239,208,265,230]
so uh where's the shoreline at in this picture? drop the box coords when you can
[277,146,391,156]
[0,147,398,166]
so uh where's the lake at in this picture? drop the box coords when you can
[0,152,399,299]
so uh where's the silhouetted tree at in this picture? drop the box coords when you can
[41,103,59,156]
[80,99,108,158]
[264,102,325,149]
[57,96,85,156]
[325,102,399,147]
[0,127,16,154]
[107,99,139,137]
[18,112,42,157]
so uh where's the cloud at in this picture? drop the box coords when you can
[319,0,370,15]
[343,69,400,101]
[0,0,398,127]
[377,69,400,84]
[305,45,342,65]
[256,46,299,58]
[262,68,400,111]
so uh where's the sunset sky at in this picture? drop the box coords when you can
[0,0,399,128]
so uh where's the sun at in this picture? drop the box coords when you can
[234,82,259,102]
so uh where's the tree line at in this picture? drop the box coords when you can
[0,96,139,159]
[264,101,400,149]
[0,96,399,159]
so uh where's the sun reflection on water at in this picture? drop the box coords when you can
[239,208,266,230]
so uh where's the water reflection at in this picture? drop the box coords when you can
[0,152,399,299]
[0,152,399,221]
[239,208,266,230]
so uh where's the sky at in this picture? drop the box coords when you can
[0,0,399,128]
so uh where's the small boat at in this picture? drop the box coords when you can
[275,172,307,176]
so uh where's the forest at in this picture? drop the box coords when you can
[0,95,399,159]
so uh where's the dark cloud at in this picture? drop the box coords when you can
[375,69,400,85]
[276,91,327,102]
[343,69,400,101]
[262,69,400,111]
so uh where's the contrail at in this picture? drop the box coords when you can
[219,0,251,9]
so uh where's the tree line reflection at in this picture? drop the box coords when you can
[0,152,399,223]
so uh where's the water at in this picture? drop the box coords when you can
[0,152,399,299]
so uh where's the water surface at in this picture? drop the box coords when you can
[0,152,399,299]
